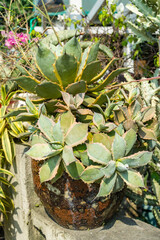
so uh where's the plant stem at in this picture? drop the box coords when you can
[107,76,160,90]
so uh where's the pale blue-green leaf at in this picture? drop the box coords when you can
[93,112,105,128]
[39,155,61,183]
[116,162,128,172]
[38,114,55,141]
[97,173,117,197]
[112,174,124,193]
[123,129,137,155]
[112,133,126,160]
[101,161,116,178]
[30,134,47,146]
[52,121,64,144]
[62,145,76,166]
[93,133,112,151]
[65,159,85,180]
[87,143,112,165]
[80,166,104,183]
[65,123,88,147]
[60,111,75,135]
[119,151,152,168]
[26,143,53,160]
[118,170,145,188]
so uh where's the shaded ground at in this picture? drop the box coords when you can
[0,226,4,240]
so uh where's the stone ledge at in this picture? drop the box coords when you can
[31,203,160,240]
[4,144,160,240]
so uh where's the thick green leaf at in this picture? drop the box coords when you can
[77,47,90,78]
[101,161,116,178]
[87,143,112,165]
[36,44,58,83]
[138,127,157,140]
[112,174,124,193]
[12,76,39,93]
[50,162,64,184]
[114,109,126,124]
[65,159,85,180]
[123,129,137,155]
[30,134,47,146]
[93,133,112,151]
[118,170,145,188]
[90,57,117,83]
[119,151,152,168]
[104,103,117,118]
[1,129,13,164]
[63,36,82,62]
[123,119,138,132]
[81,61,101,83]
[112,133,126,160]
[38,114,55,141]
[60,111,75,135]
[142,107,155,123]
[26,96,38,115]
[93,112,105,129]
[39,155,61,183]
[88,68,128,92]
[26,143,53,160]
[62,145,76,166]
[116,162,128,172]
[130,100,141,120]
[87,41,100,64]
[81,166,104,183]
[97,173,117,197]
[65,123,88,147]
[88,92,108,107]
[74,93,85,107]
[3,108,27,118]
[52,121,64,144]
[66,81,87,95]
[55,53,78,88]
[36,81,62,99]
[44,100,59,114]
[14,113,38,122]
[99,44,114,58]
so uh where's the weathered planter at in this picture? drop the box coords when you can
[32,159,125,230]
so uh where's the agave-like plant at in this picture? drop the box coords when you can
[12,36,128,110]
[25,101,153,198]
[114,87,159,141]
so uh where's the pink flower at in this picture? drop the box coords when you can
[17,33,29,43]
[3,31,29,49]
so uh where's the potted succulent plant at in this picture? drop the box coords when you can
[10,35,158,230]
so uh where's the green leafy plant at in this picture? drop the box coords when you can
[0,83,26,218]
[11,35,126,111]
[25,98,153,199]
[8,33,160,226]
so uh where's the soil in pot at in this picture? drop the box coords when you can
[32,159,125,230]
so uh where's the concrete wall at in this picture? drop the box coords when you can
[4,144,160,240]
